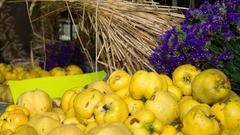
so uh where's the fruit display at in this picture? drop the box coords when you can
[1,63,240,135]
[0,63,83,83]
[0,63,83,103]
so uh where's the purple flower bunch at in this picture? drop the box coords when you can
[39,41,85,71]
[149,0,240,76]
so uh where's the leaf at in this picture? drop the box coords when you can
[230,73,240,82]
[208,43,223,54]
[231,81,240,91]
[143,122,154,134]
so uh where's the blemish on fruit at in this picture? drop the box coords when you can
[141,97,147,102]
[112,75,121,84]
[130,118,139,124]
[102,104,109,111]
[184,75,191,83]
[150,95,156,101]
[85,101,89,108]
[3,118,7,121]
[83,85,88,89]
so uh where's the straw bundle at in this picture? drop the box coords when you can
[10,0,186,74]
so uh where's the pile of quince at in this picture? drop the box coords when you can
[0,64,240,135]
[0,63,83,83]
[0,63,83,103]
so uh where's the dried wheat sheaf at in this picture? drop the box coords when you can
[11,0,186,74]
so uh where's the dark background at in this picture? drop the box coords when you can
[0,3,31,62]
[11,3,32,49]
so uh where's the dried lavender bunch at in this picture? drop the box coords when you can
[149,0,240,91]
[39,41,86,71]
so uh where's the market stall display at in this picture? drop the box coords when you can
[0,0,239,135]
[0,64,239,135]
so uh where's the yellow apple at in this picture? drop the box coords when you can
[94,94,128,124]
[14,125,38,135]
[87,81,113,95]
[167,85,182,101]
[73,88,103,119]
[159,74,173,86]
[50,67,66,76]
[129,70,168,100]
[125,108,163,135]
[61,89,78,112]
[182,104,220,135]
[172,64,201,96]
[17,89,53,115]
[145,91,178,125]
[192,69,231,105]
[48,125,85,135]
[65,65,83,75]
[107,70,131,92]
[124,97,144,115]
[88,122,132,135]
[212,100,240,129]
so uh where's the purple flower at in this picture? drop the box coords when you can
[40,41,85,71]
[199,1,211,13]
[217,50,234,60]
[223,31,236,41]
[149,0,239,75]
[227,13,240,24]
